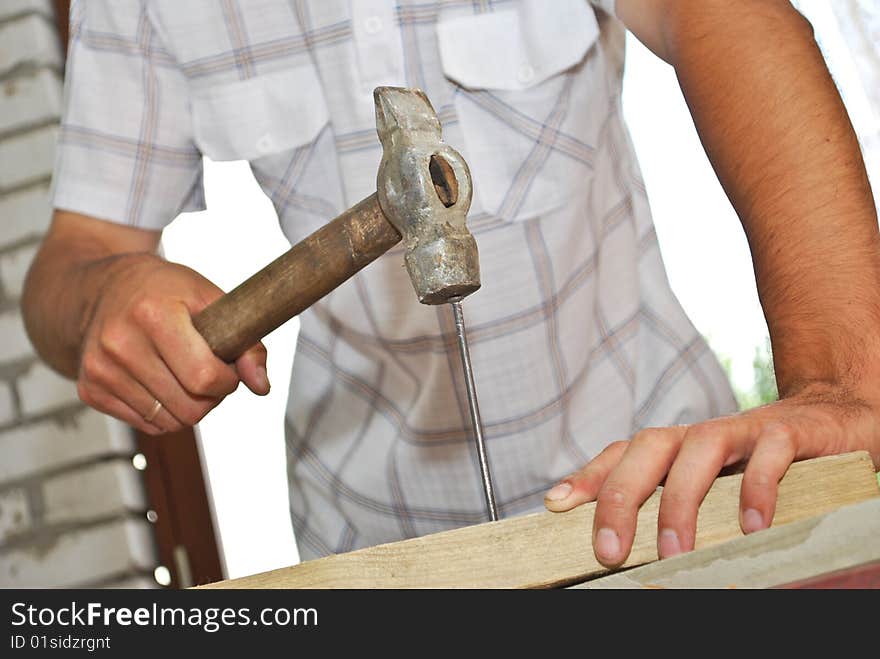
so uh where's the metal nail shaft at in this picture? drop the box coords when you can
[451,300,499,522]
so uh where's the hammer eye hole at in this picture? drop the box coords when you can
[429,154,458,208]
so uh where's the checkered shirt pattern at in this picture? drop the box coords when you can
[51,0,737,560]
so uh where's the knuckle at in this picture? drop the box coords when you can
[745,468,777,491]
[99,322,133,361]
[188,365,232,396]
[632,428,678,452]
[79,353,105,384]
[130,297,164,329]
[163,419,184,434]
[603,440,629,456]
[597,484,629,513]
[180,404,208,427]
[632,428,662,444]
[569,466,603,495]
[660,487,691,511]
[682,423,728,455]
[760,421,797,450]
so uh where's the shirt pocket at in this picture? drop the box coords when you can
[436,0,601,222]
[189,65,329,162]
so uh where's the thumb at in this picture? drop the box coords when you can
[234,341,270,395]
[544,440,629,512]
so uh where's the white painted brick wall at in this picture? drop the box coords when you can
[0,242,38,298]
[0,125,57,189]
[0,380,15,425]
[102,575,158,589]
[0,488,31,543]
[0,409,133,483]
[0,0,53,22]
[43,459,147,524]
[0,68,63,134]
[16,360,79,416]
[0,309,33,362]
[0,14,62,76]
[0,184,52,244]
[0,518,157,588]
[0,1,159,590]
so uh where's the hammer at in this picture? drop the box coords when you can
[191,87,499,521]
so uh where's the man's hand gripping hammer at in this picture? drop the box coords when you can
[191,87,499,521]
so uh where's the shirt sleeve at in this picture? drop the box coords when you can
[50,0,205,230]
[587,0,617,17]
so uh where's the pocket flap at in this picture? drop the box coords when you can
[436,0,600,91]
[190,66,329,161]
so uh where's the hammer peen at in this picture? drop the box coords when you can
[191,86,500,522]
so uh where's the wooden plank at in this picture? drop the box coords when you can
[198,451,879,589]
[575,497,880,589]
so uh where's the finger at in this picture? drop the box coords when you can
[101,328,217,427]
[591,427,687,567]
[657,418,757,559]
[77,379,165,436]
[544,440,629,512]
[80,351,181,432]
[235,341,270,395]
[739,424,797,534]
[135,299,240,398]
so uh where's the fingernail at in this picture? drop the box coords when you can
[256,366,270,393]
[742,508,764,534]
[658,529,682,558]
[595,528,621,563]
[545,481,572,502]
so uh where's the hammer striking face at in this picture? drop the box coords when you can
[374,86,481,305]
[191,87,482,354]
[190,85,497,521]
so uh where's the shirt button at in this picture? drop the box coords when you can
[363,15,382,34]
[256,133,274,154]
[517,64,535,85]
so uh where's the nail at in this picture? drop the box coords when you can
[742,508,764,534]
[256,366,270,394]
[545,481,572,502]
[658,529,682,558]
[595,528,621,563]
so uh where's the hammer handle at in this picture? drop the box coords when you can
[192,193,401,362]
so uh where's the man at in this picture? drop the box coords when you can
[23,0,880,567]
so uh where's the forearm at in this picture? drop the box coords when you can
[22,212,160,378]
[549,0,880,564]
[662,1,880,393]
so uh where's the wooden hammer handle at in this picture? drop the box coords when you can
[192,193,401,362]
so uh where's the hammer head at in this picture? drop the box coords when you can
[374,86,480,305]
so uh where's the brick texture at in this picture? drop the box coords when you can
[0,0,54,22]
[0,310,33,363]
[0,68,62,134]
[0,0,159,590]
[0,487,31,544]
[0,409,132,483]
[0,124,57,189]
[0,518,157,588]
[0,380,15,425]
[16,361,80,416]
[0,184,52,244]
[0,242,38,298]
[43,459,147,524]
[102,575,158,589]
[0,14,62,77]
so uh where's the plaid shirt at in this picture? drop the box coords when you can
[52,0,737,561]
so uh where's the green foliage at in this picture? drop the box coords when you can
[718,337,778,411]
